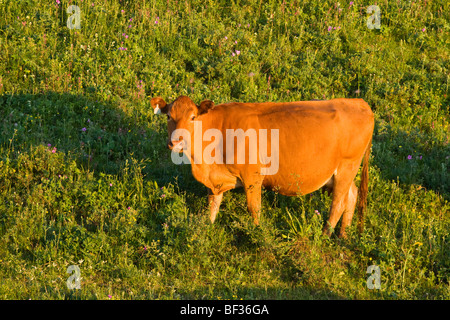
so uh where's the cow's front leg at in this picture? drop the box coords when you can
[207,189,223,223]
[244,182,262,225]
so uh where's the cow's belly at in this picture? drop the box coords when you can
[263,165,336,196]
[261,138,339,196]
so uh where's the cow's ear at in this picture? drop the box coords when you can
[150,97,168,115]
[197,100,214,115]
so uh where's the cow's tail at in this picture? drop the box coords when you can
[357,137,372,235]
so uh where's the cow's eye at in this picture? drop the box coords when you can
[191,115,196,121]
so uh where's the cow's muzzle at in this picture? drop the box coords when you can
[168,139,185,153]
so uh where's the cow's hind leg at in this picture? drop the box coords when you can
[208,189,223,223]
[323,163,359,237]
[339,181,358,238]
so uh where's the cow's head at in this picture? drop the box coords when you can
[150,95,214,152]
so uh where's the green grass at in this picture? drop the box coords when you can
[0,0,448,300]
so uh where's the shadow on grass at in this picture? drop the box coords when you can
[1,92,447,300]
[372,122,449,201]
[0,91,197,191]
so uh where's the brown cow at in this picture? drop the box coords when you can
[151,95,374,238]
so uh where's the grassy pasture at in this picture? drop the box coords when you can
[0,0,448,300]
